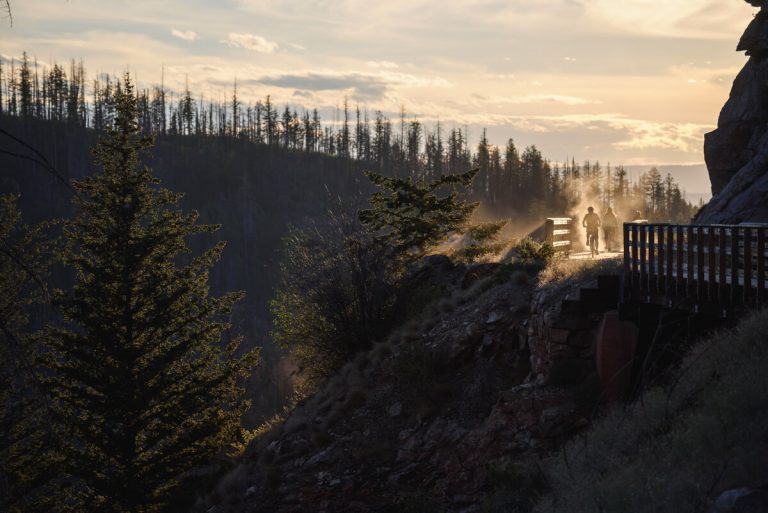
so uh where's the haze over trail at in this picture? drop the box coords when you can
[0,0,757,171]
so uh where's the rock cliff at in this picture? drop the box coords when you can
[699,0,768,223]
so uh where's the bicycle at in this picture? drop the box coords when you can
[587,231,599,258]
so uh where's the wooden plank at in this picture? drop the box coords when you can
[744,227,753,306]
[759,228,766,308]
[677,225,684,296]
[648,224,656,294]
[709,226,717,302]
[697,226,706,303]
[732,226,740,306]
[632,223,640,295]
[657,225,665,294]
[544,218,554,244]
[687,225,695,298]
[623,223,631,291]
[719,226,727,306]
[640,224,647,295]
[666,225,674,297]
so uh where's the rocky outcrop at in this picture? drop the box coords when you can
[699,1,768,223]
[200,266,599,513]
[528,274,619,388]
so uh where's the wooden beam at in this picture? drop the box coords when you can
[666,225,674,297]
[640,224,647,295]
[677,225,684,297]
[687,225,695,298]
[709,226,717,303]
[732,226,740,306]
[624,223,631,292]
[649,224,656,294]
[719,226,727,307]
[758,228,766,308]
[744,227,753,306]
[632,223,640,296]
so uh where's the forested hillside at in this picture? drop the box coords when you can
[0,54,699,420]
[1,52,696,224]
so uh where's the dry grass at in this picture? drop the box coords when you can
[537,255,622,288]
[535,309,768,513]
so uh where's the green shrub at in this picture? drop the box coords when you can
[514,237,555,268]
[450,220,509,264]
[270,213,400,391]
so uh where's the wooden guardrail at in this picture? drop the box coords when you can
[623,223,768,309]
[544,217,573,253]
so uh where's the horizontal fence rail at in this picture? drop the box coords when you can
[623,223,768,309]
[545,217,573,253]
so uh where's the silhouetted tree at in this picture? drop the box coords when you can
[42,75,257,513]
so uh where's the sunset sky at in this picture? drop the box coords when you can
[0,0,758,178]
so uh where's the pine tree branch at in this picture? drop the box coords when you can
[0,244,50,301]
[2,0,11,27]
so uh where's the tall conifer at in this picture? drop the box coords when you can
[44,74,257,513]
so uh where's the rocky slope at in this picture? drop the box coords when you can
[199,259,621,513]
[698,0,768,223]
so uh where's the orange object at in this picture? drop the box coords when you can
[596,311,638,402]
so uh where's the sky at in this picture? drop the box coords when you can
[0,0,759,188]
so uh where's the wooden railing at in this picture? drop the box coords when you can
[544,217,573,253]
[623,223,768,309]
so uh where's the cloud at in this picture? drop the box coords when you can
[584,0,755,40]
[248,70,449,101]
[476,94,601,106]
[171,29,197,41]
[292,90,315,99]
[254,72,386,100]
[519,114,711,154]
[224,33,279,53]
[366,60,399,69]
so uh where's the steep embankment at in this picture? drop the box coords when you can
[201,258,623,513]
[698,0,768,223]
[535,308,768,513]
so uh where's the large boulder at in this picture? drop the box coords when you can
[698,1,768,223]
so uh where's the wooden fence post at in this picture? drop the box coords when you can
[666,225,674,297]
[624,223,631,291]
[708,226,717,303]
[744,227,753,306]
[758,228,766,309]
[719,226,727,307]
[731,226,740,306]
[640,224,647,296]
[676,225,684,297]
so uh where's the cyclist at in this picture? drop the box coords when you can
[582,206,601,255]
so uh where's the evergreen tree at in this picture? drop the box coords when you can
[0,194,67,513]
[502,138,521,212]
[473,129,490,200]
[358,168,479,264]
[43,75,257,513]
[182,76,194,135]
[18,52,32,117]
